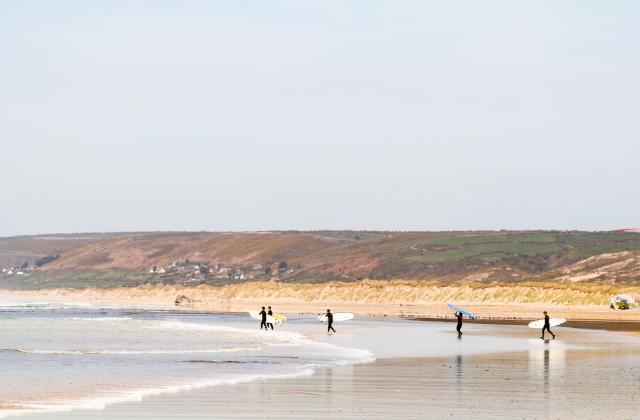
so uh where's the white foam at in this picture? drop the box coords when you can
[149,320,307,342]
[0,368,315,418]
[12,347,263,355]
[0,301,98,310]
[0,300,140,311]
[0,301,54,308]
[70,317,133,322]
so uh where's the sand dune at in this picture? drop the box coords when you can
[549,251,640,282]
[3,280,640,322]
[103,280,639,306]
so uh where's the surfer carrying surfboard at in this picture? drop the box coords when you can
[267,306,275,330]
[324,309,336,333]
[259,306,268,330]
[447,304,476,338]
[455,312,463,338]
[540,311,556,340]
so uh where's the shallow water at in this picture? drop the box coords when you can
[0,302,372,418]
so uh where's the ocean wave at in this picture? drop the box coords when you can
[148,320,307,341]
[184,360,265,364]
[0,313,375,419]
[0,301,55,308]
[70,317,133,322]
[5,343,373,361]
[0,301,131,311]
[0,301,104,310]
[5,346,263,355]
[0,368,316,419]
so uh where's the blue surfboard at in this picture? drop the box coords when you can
[448,303,477,319]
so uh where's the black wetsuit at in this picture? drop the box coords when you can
[267,309,274,330]
[327,313,335,333]
[456,313,463,337]
[541,315,555,339]
[259,310,267,330]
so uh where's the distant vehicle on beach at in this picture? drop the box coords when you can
[610,294,637,310]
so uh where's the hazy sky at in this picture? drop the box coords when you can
[1,1,638,236]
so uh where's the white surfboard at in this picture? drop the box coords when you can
[317,312,354,322]
[249,310,280,324]
[528,318,566,329]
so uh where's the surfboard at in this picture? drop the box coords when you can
[528,318,566,329]
[271,313,287,323]
[447,304,477,319]
[249,310,279,324]
[317,312,354,322]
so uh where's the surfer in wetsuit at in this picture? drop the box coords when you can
[259,306,267,330]
[540,311,556,340]
[267,306,274,330]
[455,312,463,338]
[326,309,336,333]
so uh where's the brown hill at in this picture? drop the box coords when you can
[0,233,130,268]
[22,230,640,286]
[43,232,337,271]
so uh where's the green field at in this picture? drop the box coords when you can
[404,231,640,265]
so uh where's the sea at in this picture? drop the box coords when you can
[0,300,374,418]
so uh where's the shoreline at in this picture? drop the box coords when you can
[410,316,640,333]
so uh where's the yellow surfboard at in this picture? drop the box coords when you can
[271,313,287,323]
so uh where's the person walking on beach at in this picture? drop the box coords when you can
[325,309,336,333]
[540,311,556,340]
[259,306,268,330]
[455,312,463,338]
[267,306,274,330]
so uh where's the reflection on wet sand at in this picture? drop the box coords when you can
[528,340,567,385]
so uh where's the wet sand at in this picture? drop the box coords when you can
[70,353,636,420]
[22,318,640,420]
[413,316,640,333]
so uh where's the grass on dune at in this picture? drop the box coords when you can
[4,277,638,307]
[160,279,640,307]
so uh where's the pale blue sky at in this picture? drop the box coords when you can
[1,1,638,236]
